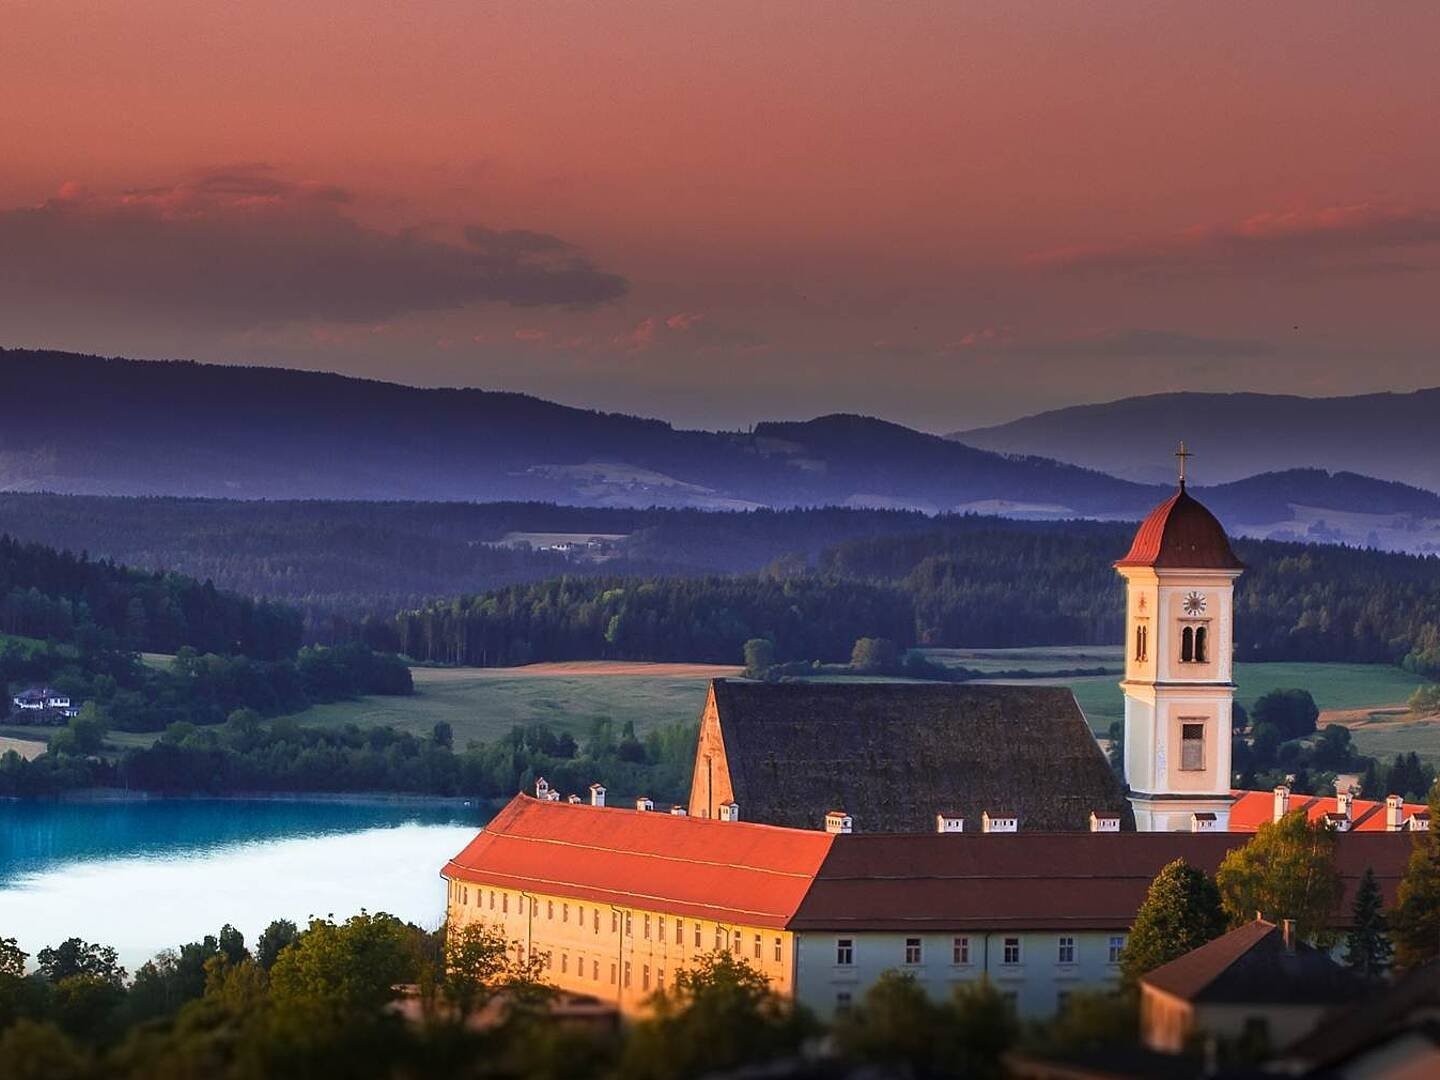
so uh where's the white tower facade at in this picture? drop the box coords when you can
[1116,454,1243,832]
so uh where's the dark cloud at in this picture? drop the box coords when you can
[0,167,626,327]
[1026,329,1275,359]
[1024,203,1440,278]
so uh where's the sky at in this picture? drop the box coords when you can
[3,1,1439,431]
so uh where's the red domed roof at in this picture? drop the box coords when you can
[1116,487,1244,570]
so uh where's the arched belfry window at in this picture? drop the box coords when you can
[1180,626,1195,663]
[1195,626,1208,664]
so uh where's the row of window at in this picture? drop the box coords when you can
[835,935,1126,967]
[449,882,784,963]
[837,988,1082,1014]
[549,952,668,994]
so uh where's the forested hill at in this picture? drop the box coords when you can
[392,520,1440,675]
[0,533,300,659]
[0,348,1152,513]
[954,387,1440,488]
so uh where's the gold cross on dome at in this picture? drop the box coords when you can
[1175,441,1193,488]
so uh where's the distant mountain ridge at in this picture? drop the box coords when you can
[953,388,1440,489]
[6,348,1440,553]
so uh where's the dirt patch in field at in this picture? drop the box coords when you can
[1322,705,1417,730]
[0,735,47,761]
[414,661,740,682]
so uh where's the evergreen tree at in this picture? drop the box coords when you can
[1393,779,1440,970]
[1342,867,1392,979]
[1120,859,1227,985]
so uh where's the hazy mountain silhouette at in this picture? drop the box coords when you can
[5,349,1439,551]
[953,389,1440,489]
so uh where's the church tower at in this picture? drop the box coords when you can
[1115,445,1244,831]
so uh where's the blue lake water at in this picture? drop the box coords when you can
[0,798,488,970]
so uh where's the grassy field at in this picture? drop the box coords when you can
[284,662,735,746]
[971,655,1431,734]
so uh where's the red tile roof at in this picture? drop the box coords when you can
[1229,790,1428,833]
[789,832,1411,932]
[443,794,834,928]
[1116,488,1243,570]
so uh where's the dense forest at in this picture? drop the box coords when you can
[0,711,691,802]
[0,533,300,659]
[391,575,915,666]
[392,525,1440,673]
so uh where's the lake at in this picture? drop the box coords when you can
[0,797,487,970]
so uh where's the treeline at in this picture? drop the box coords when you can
[391,575,915,666]
[0,533,301,659]
[2,639,411,736]
[0,713,691,802]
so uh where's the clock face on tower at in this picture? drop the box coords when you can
[1182,591,1207,616]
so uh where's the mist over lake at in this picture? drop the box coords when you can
[0,798,486,969]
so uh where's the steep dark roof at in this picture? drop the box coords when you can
[1116,487,1243,570]
[789,833,1411,932]
[710,679,1130,833]
[1143,919,1367,1005]
[1281,960,1440,1068]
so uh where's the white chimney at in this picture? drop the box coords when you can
[1386,794,1404,831]
[670,804,688,816]
[719,801,740,822]
[982,811,1018,834]
[1337,790,1353,821]
[589,782,606,808]
[1190,812,1220,832]
[935,814,965,834]
[635,796,654,812]
[824,810,853,835]
[566,794,582,804]
[535,776,551,800]
[1090,811,1121,833]
[1272,785,1291,823]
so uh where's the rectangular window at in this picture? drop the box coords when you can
[561,954,568,974]
[612,912,619,933]
[1057,936,1075,964]
[676,920,684,945]
[774,938,782,962]
[610,962,616,984]
[836,991,853,1013]
[905,938,922,965]
[502,894,508,914]
[1181,722,1205,771]
[715,927,723,951]
[753,934,761,960]
[836,938,854,966]
[695,924,702,948]
[658,916,665,941]
[1001,990,1018,1014]
[733,929,742,954]
[462,886,468,905]
[594,910,600,933]
[953,937,970,965]
[644,914,651,940]
[547,901,554,920]
[642,965,650,991]
[489,890,495,910]
[657,968,664,990]
[1109,936,1126,964]
[1057,990,1071,1012]
[624,961,631,988]
[562,903,569,923]
[592,959,598,981]
[1003,938,1021,965]
[625,913,633,937]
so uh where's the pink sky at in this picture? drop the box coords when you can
[3,1,1438,429]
